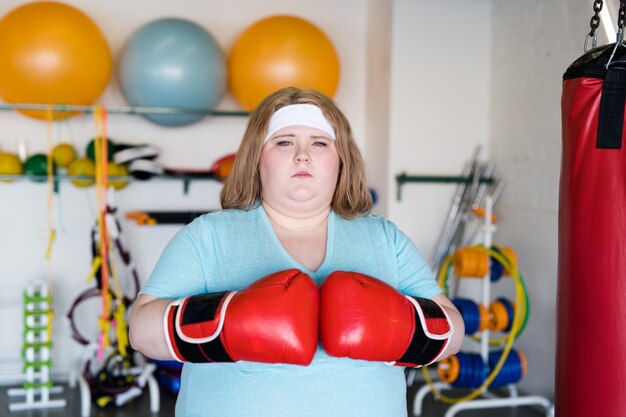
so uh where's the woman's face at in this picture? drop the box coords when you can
[259,125,340,214]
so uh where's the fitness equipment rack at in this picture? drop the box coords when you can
[395,146,507,273]
[412,196,553,417]
[7,281,67,411]
[0,102,249,116]
[0,171,224,195]
[0,102,247,193]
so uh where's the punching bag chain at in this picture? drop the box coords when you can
[607,0,626,66]
[619,0,626,36]
[586,0,603,52]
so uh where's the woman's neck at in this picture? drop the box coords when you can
[262,201,330,233]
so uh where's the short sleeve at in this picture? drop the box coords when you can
[139,226,208,299]
[392,223,442,298]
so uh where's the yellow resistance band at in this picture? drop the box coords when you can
[422,246,526,404]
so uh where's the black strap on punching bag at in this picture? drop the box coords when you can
[597,0,626,149]
[597,65,626,149]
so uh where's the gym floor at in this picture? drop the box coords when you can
[0,379,546,417]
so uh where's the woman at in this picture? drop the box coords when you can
[129,87,464,417]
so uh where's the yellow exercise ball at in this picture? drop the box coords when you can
[0,152,23,182]
[51,143,77,168]
[228,15,340,110]
[107,163,129,190]
[68,158,95,188]
[0,2,112,120]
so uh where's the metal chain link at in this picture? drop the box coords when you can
[585,0,604,51]
[590,0,603,35]
[615,0,626,47]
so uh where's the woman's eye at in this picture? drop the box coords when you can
[276,140,292,146]
[313,141,328,147]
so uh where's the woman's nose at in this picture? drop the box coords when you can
[294,148,310,163]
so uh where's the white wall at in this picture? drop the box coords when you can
[387,0,492,261]
[364,0,392,216]
[0,0,368,375]
[489,0,604,398]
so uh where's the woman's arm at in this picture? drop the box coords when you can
[431,293,464,360]
[129,294,176,360]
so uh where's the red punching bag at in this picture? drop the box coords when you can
[558,31,626,417]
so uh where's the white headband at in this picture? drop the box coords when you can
[264,104,336,143]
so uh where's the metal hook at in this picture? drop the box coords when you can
[585,33,598,52]
[606,31,626,68]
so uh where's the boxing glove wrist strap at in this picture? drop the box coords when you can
[164,291,237,363]
[394,296,454,367]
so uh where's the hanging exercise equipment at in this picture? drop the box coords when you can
[66,203,156,410]
[558,1,626,415]
[65,109,156,411]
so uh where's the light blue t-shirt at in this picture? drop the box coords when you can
[140,204,441,417]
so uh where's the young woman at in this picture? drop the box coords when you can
[129,87,464,417]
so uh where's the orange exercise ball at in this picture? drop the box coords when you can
[228,15,340,110]
[0,2,112,120]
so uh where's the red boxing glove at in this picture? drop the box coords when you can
[320,271,453,367]
[164,269,319,365]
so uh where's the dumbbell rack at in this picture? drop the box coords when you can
[7,281,67,411]
[412,195,553,417]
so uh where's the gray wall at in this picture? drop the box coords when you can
[489,0,607,397]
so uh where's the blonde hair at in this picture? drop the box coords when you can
[220,87,372,219]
